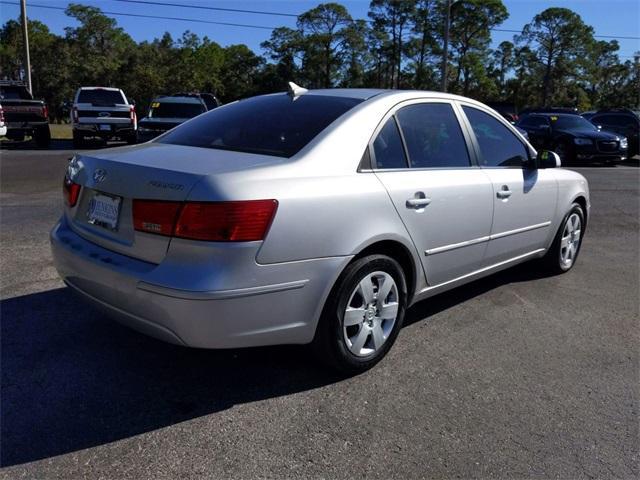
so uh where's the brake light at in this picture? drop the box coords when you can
[130,105,136,123]
[175,200,278,241]
[63,176,81,207]
[42,105,49,119]
[0,106,4,123]
[132,200,182,236]
[132,199,278,241]
[72,106,78,123]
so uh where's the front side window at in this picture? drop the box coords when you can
[159,94,362,158]
[463,106,529,167]
[372,117,408,169]
[396,103,470,168]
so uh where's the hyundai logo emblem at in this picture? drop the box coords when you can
[93,169,107,183]
[98,112,110,117]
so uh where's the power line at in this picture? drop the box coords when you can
[112,0,298,18]
[0,1,278,29]
[2,0,638,44]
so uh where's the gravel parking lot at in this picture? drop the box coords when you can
[1,144,638,479]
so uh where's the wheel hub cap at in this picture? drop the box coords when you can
[343,271,400,357]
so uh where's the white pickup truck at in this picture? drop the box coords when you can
[71,87,137,147]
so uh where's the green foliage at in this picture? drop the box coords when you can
[1,1,637,118]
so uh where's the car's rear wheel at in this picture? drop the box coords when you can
[72,130,84,148]
[542,203,585,273]
[312,254,407,375]
[33,125,51,147]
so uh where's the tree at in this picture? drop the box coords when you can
[447,0,508,96]
[407,0,439,89]
[368,0,416,88]
[297,3,353,88]
[261,27,304,88]
[519,7,594,106]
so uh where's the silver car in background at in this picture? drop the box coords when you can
[51,86,590,373]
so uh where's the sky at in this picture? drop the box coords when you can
[1,0,639,59]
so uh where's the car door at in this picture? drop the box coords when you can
[460,104,558,266]
[372,101,494,286]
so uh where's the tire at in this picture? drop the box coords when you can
[126,131,138,144]
[312,254,407,375]
[542,203,585,274]
[72,130,84,148]
[553,141,574,164]
[33,125,51,147]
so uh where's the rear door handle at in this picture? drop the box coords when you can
[496,185,512,199]
[406,193,432,209]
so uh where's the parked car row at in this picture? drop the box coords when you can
[515,107,638,163]
[70,87,220,147]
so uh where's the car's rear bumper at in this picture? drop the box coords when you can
[73,123,135,137]
[50,216,350,348]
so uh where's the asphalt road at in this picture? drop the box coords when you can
[1,144,638,479]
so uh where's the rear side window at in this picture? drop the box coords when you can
[372,118,408,169]
[0,86,32,100]
[159,94,362,158]
[463,106,529,167]
[77,89,126,106]
[149,102,205,119]
[396,103,470,168]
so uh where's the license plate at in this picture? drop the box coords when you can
[87,193,121,230]
[99,124,111,131]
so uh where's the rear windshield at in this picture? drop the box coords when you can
[77,89,126,106]
[158,94,363,157]
[0,86,32,100]
[149,102,205,119]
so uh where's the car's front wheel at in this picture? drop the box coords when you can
[543,203,585,273]
[312,254,407,375]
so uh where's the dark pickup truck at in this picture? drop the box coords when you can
[0,81,51,146]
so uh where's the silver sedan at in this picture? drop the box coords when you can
[51,86,590,373]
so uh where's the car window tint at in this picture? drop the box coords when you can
[463,106,529,167]
[519,116,548,128]
[77,89,126,106]
[150,102,205,119]
[372,117,408,169]
[159,94,362,158]
[396,103,470,168]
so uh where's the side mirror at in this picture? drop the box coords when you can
[537,150,561,168]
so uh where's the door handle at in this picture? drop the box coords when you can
[496,185,512,199]
[406,192,432,209]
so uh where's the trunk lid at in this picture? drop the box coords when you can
[67,142,284,263]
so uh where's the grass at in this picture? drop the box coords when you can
[49,123,73,140]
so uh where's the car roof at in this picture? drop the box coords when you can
[154,96,203,104]
[78,86,121,91]
[526,112,577,118]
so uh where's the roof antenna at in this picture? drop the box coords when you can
[287,81,308,100]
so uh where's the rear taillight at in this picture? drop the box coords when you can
[42,105,49,119]
[63,176,81,207]
[132,200,182,236]
[130,105,136,123]
[0,106,4,123]
[132,199,278,242]
[72,106,78,123]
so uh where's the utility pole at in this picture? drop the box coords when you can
[441,0,451,92]
[20,0,32,95]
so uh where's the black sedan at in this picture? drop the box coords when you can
[517,113,628,164]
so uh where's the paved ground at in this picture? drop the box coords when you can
[1,145,638,479]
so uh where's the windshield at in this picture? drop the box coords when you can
[77,89,126,106]
[158,94,363,158]
[552,115,597,131]
[149,102,205,119]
